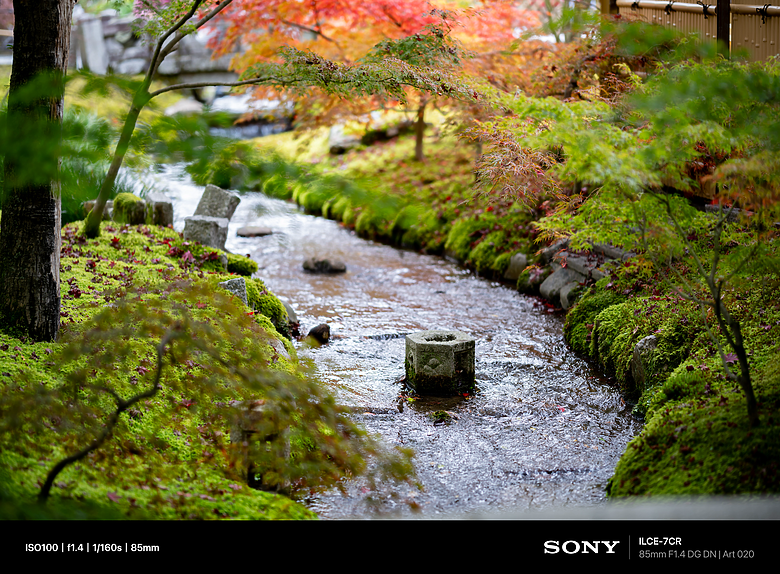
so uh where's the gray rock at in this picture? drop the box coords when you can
[194,184,240,220]
[560,281,583,310]
[328,124,361,155]
[592,243,636,261]
[307,324,330,345]
[268,337,291,360]
[282,301,298,324]
[237,226,273,237]
[116,58,148,76]
[104,37,124,60]
[705,204,743,223]
[302,257,347,274]
[82,200,113,220]
[539,268,586,305]
[121,45,150,60]
[631,335,658,391]
[539,239,568,264]
[405,330,476,395]
[503,252,528,281]
[164,98,204,116]
[560,252,608,281]
[113,197,146,225]
[178,33,210,56]
[182,215,229,250]
[218,277,248,307]
[79,16,109,75]
[144,193,174,227]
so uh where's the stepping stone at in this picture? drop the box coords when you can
[237,226,273,237]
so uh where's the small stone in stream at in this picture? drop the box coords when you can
[237,226,273,238]
[302,257,346,274]
[307,324,330,345]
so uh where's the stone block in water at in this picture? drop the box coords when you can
[194,184,240,220]
[183,215,229,250]
[405,330,475,395]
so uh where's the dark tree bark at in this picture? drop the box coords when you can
[0,0,75,341]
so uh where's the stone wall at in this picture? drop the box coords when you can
[70,7,238,82]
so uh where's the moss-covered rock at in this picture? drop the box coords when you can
[564,284,627,356]
[246,278,290,339]
[227,253,259,277]
[112,193,145,225]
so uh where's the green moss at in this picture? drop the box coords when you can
[245,278,290,339]
[516,265,551,296]
[492,251,513,277]
[261,174,293,200]
[227,253,258,277]
[355,207,385,240]
[111,192,143,224]
[328,196,351,221]
[468,231,505,274]
[564,285,628,356]
[0,222,326,519]
[607,356,780,497]
[445,217,496,262]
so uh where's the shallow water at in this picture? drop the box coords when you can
[156,166,639,519]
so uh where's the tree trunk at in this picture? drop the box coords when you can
[82,99,146,238]
[0,0,75,341]
[414,101,426,162]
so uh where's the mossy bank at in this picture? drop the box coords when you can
[0,221,313,519]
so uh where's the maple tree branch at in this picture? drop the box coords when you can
[38,328,177,503]
[148,0,206,81]
[157,0,234,67]
[278,18,338,45]
[148,76,283,98]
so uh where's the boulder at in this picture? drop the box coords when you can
[218,277,248,307]
[183,215,229,250]
[503,252,528,281]
[307,324,330,345]
[302,257,347,274]
[237,225,273,237]
[79,16,109,75]
[539,268,586,305]
[282,301,298,325]
[539,238,568,264]
[268,338,291,361]
[282,302,300,338]
[328,124,361,155]
[112,193,146,225]
[592,243,636,262]
[560,281,584,310]
[82,199,113,220]
[116,58,147,75]
[144,193,174,227]
[194,184,240,220]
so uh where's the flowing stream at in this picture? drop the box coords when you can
[154,165,639,519]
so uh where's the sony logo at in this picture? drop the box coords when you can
[544,540,621,554]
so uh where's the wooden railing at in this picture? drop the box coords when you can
[616,0,780,61]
